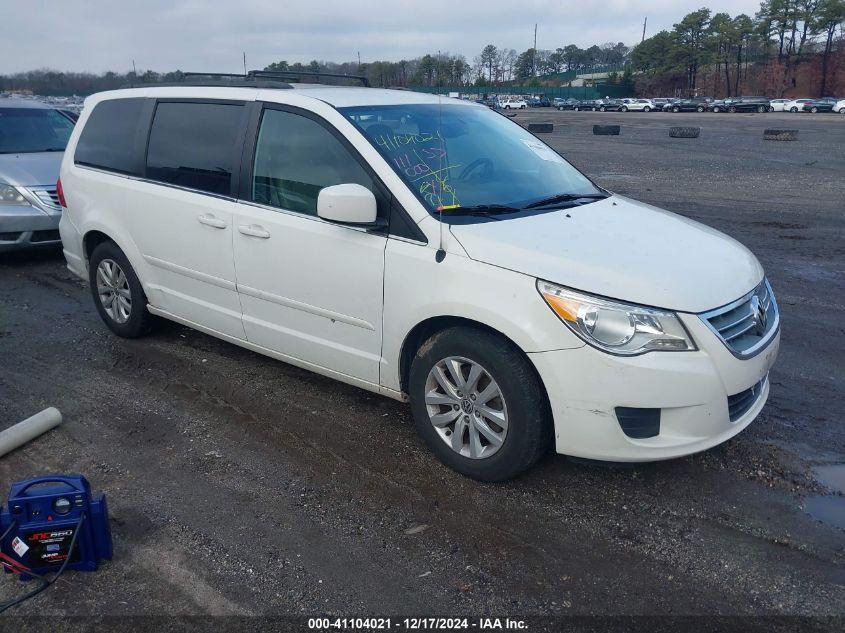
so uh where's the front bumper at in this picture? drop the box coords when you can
[529,314,780,462]
[0,204,61,253]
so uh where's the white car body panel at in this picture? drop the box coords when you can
[448,195,763,313]
[58,84,780,464]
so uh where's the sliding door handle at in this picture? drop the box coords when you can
[238,224,271,239]
[197,214,227,229]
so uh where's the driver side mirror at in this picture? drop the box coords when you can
[317,184,383,228]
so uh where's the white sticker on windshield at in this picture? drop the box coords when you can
[522,139,564,163]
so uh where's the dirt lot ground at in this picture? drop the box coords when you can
[0,110,843,630]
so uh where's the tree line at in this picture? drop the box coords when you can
[633,1,845,97]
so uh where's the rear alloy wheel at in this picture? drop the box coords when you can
[620,106,628,112]
[839,107,845,114]
[728,106,737,113]
[713,106,721,113]
[409,327,550,481]
[89,241,155,338]
[790,106,798,112]
[599,106,606,112]
[811,107,819,113]
[643,106,651,112]
[758,105,767,113]
[672,106,680,113]
[697,106,705,112]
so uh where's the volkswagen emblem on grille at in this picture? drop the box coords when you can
[749,295,767,336]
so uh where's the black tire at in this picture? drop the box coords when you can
[669,126,701,138]
[712,106,721,113]
[620,106,628,112]
[88,241,154,338]
[758,105,767,113]
[672,106,680,113]
[728,106,737,113]
[574,107,580,111]
[697,106,705,112]
[643,106,651,112]
[839,107,845,114]
[810,107,819,113]
[408,327,551,481]
[790,106,798,112]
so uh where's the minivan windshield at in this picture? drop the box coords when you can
[339,104,603,219]
[0,108,74,154]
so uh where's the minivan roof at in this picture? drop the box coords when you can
[85,85,477,109]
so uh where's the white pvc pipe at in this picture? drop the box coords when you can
[0,408,63,458]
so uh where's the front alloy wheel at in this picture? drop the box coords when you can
[96,259,132,324]
[409,326,551,481]
[424,356,508,459]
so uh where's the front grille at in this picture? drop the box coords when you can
[727,376,767,422]
[699,279,779,358]
[30,230,61,243]
[31,188,61,210]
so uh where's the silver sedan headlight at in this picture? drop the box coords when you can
[0,181,28,206]
[537,280,696,355]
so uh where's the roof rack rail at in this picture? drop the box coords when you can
[120,69,370,91]
[248,69,370,87]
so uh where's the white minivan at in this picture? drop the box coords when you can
[58,80,780,480]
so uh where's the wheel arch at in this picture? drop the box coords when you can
[397,315,551,417]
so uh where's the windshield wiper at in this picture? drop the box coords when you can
[437,204,522,216]
[523,192,608,209]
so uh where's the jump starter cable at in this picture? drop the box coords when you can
[0,512,86,613]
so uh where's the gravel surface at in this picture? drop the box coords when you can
[0,110,843,629]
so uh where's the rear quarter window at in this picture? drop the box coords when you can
[145,101,244,197]
[74,98,148,175]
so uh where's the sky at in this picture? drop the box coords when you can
[2,0,765,75]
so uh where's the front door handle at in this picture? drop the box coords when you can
[198,214,227,229]
[238,224,271,239]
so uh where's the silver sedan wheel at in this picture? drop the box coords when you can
[424,356,508,459]
[96,259,132,324]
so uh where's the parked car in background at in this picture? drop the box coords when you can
[710,97,769,114]
[833,98,845,114]
[650,98,672,110]
[500,98,527,109]
[668,98,711,112]
[620,99,656,112]
[802,98,839,113]
[59,84,780,480]
[768,99,791,112]
[0,99,75,253]
[574,99,602,111]
[529,97,551,107]
[597,99,624,112]
[554,98,580,111]
[783,98,813,113]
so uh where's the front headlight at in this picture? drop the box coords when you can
[0,182,28,206]
[537,280,696,355]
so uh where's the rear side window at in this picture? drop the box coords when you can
[146,102,244,196]
[75,98,147,175]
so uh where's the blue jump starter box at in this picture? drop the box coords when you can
[0,475,112,575]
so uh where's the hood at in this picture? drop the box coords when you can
[449,195,763,313]
[0,152,63,188]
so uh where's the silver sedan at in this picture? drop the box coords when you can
[0,99,74,253]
